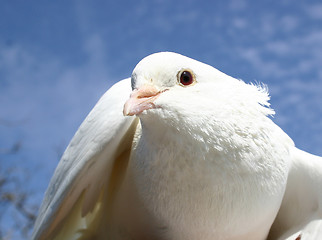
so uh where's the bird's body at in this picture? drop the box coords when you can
[32,52,322,240]
[121,115,287,240]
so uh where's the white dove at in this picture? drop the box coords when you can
[32,52,322,240]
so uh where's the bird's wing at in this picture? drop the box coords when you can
[268,147,322,240]
[32,78,138,240]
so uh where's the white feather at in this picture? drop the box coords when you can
[32,78,137,239]
[268,148,322,239]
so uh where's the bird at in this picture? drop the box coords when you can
[32,52,322,240]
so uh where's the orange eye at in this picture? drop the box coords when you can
[179,70,194,86]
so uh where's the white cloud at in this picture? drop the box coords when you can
[229,0,247,11]
[258,13,277,38]
[266,41,290,56]
[280,15,299,32]
[236,47,290,78]
[232,17,248,29]
[306,3,322,20]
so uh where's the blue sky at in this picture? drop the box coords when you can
[1,0,322,237]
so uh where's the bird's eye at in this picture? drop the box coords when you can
[178,70,195,86]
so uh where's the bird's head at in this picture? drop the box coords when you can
[123,52,274,131]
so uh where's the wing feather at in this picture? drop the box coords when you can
[32,78,137,240]
[268,147,322,240]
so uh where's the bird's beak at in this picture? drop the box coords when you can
[123,85,165,116]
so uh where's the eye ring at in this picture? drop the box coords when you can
[177,69,196,86]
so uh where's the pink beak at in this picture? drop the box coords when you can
[123,85,164,116]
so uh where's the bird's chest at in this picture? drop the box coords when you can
[129,138,266,238]
[124,125,288,240]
